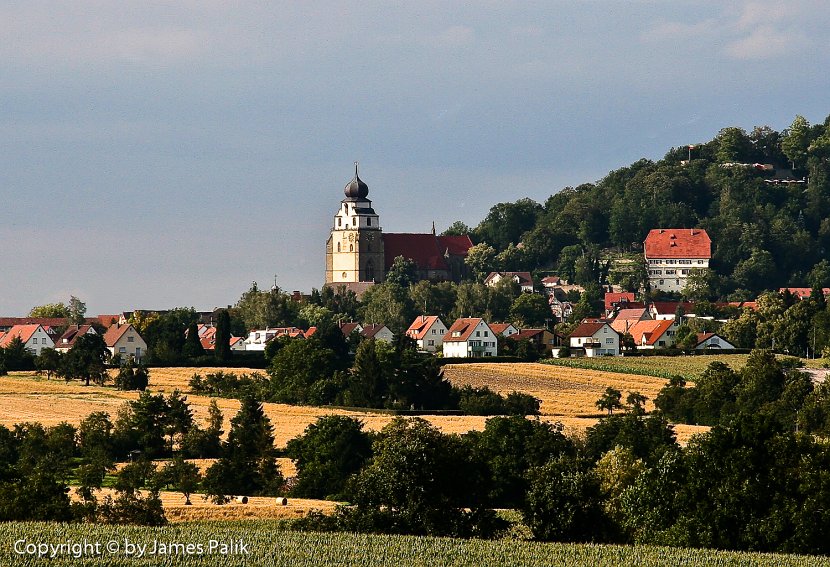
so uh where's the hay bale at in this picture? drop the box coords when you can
[235,496,249,504]
[277,497,288,506]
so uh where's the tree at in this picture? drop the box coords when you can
[595,387,623,416]
[464,243,497,281]
[523,456,609,542]
[385,256,418,288]
[161,457,201,505]
[267,339,339,404]
[28,303,70,318]
[781,115,812,170]
[182,321,205,359]
[60,333,109,386]
[441,220,472,236]
[114,360,149,391]
[68,295,87,326]
[214,309,231,362]
[508,293,551,327]
[360,283,413,335]
[0,336,36,371]
[35,348,62,379]
[203,394,283,499]
[285,416,372,500]
[474,198,542,251]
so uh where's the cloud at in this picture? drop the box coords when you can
[725,26,803,60]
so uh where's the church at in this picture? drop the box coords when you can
[325,164,474,294]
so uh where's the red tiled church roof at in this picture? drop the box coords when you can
[383,233,473,271]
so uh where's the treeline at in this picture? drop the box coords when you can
[447,114,830,300]
[190,332,540,416]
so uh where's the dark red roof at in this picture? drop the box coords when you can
[644,229,711,259]
[0,317,71,328]
[604,292,635,310]
[569,322,609,338]
[650,301,695,315]
[383,233,473,271]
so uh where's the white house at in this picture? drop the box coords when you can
[489,323,519,338]
[484,271,534,293]
[406,316,447,352]
[103,323,147,361]
[644,228,711,293]
[54,325,97,354]
[0,324,55,356]
[442,318,498,358]
[361,324,394,343]
[694,332,736,350]
[244,327,305,350]
[626,319,678,350]
[569,321,620,357]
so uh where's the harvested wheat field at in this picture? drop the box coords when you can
[73,487,336,522]
[443,363,675,417]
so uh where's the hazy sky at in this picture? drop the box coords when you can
[2,1,829,315]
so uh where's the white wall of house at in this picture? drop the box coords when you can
[110,327,147,361]
[444,320,498,358]
[696,335,735,350]
[25,326,54,357]
[646,261,709,293]
[367,327,395,343]
[570,325,619,356]
[416,320,447,353]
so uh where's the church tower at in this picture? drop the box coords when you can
[325,164,385,285]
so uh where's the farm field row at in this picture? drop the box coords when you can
[542,353,752,379]
[1,522,825,566]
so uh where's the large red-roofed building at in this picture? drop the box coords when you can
[644,228,711,293]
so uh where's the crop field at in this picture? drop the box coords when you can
[2,522,827,566]
[542,354,752,380]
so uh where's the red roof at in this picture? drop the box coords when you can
[489,323,516,335]
[650,301,695,315]
[604,292,635,310]
[102,323,133,347]
[628,320,675,346]
[0,324,45,347]
[507,329,547,341]
[541,276,561,285]
[95,315,121,326]
[569,321,609,338]
[406,316,442,340]
[443,318,489,342]
[383,233,473,271]
[644,228,711,259]
[340,322,362,336]
[0,317,71,329]
[362,324,390,339]
[779,288,830,299]
[55,325,96,349]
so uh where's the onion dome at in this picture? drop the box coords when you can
[344,162,369,199]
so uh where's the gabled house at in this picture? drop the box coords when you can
[200,326,246,351]
[605,292,636,312]
[568,321,619,357]
[339,322,364,338]
[484,271,534,293]
[406,316,447,352]
[442,318,498,358]
[644,228,711,293]
[0,324,55,356]
[489,323,519,338]
[243,327,304,351]
[507,328,562,356]
[627,319,678,349]
[103,323,147,361]
[694,332,736,350]
[610,308,652,335]
[54,325,97,353]
[649,301,695,320]
[361,324,394,343]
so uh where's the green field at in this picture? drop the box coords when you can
[2,522,828,566]
[543,354,751,380]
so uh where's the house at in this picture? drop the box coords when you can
[199,326,246,351]
[644,228,711,293]
[339,322,364,338]
[548,297,574,323]
[626,319,678,349]
[361,324,394,343]
[243,327,305,351]
[779,288,830,300]
[442,318,498,358]
[610,308,652,335]
[406,316,447,352]
[604,292,636,312]
[484,272,534,293]
[489,323,519,338]
[508,328,562,356]
[0,324,55,356]
[54,325,97,353]
[649,301,695,320]
[694,332,736,350]
[102,324,147,361]
[568,321,620,357]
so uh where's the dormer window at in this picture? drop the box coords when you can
[367,218,372,226]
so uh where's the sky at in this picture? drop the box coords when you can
[1,1,829,315]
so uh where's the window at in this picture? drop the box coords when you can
[349,244,353,252]
[428,340,434,346]
[658,340,665,346]
[367,218,372,226]
[127,336,134,343]
[666,259,675,264]
[665,269,675,275]
[484,331,489,337]
[476,331,480,337]
[342,272,347,279]
[353,218,357,226]
[697,260,705,264]
[659,279,664,285]
[33,338,38,344]
[606,338,613,344]
[681,269,689,275]
[338,218,342,227]
[119,347,127,353]
[337,242,341,252]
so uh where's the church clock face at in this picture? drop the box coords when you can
[348,233,355,242]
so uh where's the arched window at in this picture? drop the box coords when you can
[342,272,347,279]
[366,259,375,281]
[337,242,341,252]
[349,244,353,252]
[338,217,342,227]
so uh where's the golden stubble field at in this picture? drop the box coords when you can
[0,364,707,446]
